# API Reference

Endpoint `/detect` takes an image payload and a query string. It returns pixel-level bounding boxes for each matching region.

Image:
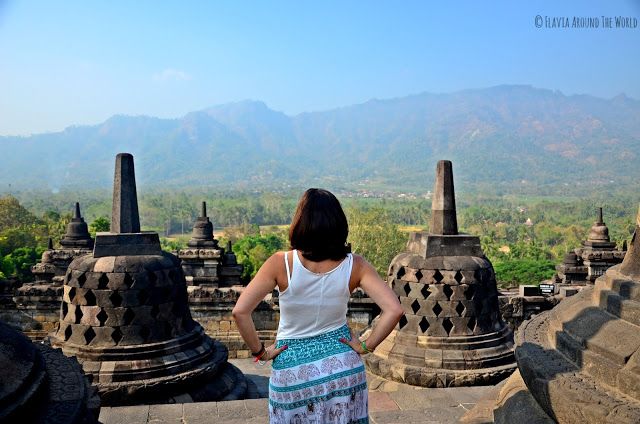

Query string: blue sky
[0,0,638,135]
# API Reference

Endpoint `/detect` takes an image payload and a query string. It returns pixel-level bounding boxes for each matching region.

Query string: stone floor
[99,358,502,424]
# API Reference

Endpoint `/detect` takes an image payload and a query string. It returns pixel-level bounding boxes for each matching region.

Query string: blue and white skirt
[269,325,369,423]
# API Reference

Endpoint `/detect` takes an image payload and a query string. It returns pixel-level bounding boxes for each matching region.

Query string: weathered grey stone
[111,153,140,234]
[553,208,625,288]
[429,160,458,235]
[0,320,99,423]
[366,160,515,387]
[508,205,640,423]
[178,203,243,287]
[51,153,247,406]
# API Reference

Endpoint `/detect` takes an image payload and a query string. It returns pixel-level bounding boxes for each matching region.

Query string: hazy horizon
[3,84,638,137]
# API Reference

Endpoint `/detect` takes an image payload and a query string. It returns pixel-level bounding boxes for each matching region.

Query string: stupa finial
[429,160,458,235]
[74,202,81,220]
[201,201,207,218]
[111,153,140,234]
[597,207,603,224]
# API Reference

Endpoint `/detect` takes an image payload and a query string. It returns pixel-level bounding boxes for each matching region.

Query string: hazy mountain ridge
[2,85,639,194]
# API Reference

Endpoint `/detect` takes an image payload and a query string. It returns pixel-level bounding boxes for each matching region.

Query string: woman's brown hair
[289,188,349,261]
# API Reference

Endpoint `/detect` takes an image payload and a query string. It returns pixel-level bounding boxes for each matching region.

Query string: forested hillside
[2,85,638,196]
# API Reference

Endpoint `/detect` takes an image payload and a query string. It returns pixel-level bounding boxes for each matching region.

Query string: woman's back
[277,250,353,340]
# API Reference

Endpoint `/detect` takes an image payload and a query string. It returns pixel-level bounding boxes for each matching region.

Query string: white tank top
[276,250,353,340]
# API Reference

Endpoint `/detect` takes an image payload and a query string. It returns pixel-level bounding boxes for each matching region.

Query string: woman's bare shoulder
[264,251,287,265]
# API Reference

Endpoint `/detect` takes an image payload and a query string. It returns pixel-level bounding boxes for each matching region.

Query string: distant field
[168,223,421,241]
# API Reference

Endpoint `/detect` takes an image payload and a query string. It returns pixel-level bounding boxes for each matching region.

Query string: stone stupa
[15,203,95,339]
[0,319,99,423]
[552,207,626,292]
[51,153,247,405]
[31,202,94,285]
[365,160,516,387]
[504,206,640,423]
[178,201,242,287]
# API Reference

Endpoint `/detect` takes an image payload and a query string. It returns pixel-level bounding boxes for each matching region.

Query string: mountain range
[2,85,639,196]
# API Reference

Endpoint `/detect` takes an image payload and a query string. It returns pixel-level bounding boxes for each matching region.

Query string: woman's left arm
[232,252,284,356]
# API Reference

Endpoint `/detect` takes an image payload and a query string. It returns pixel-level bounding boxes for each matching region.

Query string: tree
[90,216,110,235]
[346,207,406,277]
[233,234,285,281]
[493,259,556,288]
[1,246,44,282]
[0,196,40,231]
[0,227,38,257]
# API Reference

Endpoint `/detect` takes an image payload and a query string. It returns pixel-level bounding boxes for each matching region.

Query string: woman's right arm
[349,255,404,352]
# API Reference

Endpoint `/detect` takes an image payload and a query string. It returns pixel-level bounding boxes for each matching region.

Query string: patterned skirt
[269,325,369,423]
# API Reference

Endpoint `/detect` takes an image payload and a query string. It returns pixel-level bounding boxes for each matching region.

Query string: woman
[232,188,403,423]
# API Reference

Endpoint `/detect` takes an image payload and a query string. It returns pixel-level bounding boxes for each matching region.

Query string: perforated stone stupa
[365,160,516,387]
[511,206,640,423]
[51,153,247,405]
[0,319,99,423]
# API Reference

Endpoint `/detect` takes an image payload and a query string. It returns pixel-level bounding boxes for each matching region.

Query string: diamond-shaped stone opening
[109,291,123,307]
[111,327,123,344]
[419,316,430,333]
[415,270,423,281]
[74,305,83,324]
[137,290,149,305]
[432,302,443,316]
[64,325,72,341]
[421,285,431,299]
[77,273,86,287]
[61,302,68,319]
[464,285,475,300]
[467,316,476,332]
[454,270,463,284]
[433,270,444,283]
[396,267,406,279]
[411,299,421,314]
[403,283,411,296]
[442,318,453,335]
[98,273,109,289]
[96,309,108,326]
[140,326,151,341]
[83,327,96,344]
[123,273,134,288]
[398,315,408,329]
[84,290,96,306]
[147,271,157,287]
[68,287,76,302]
[123,308,135,325]
[455,302,465,316]
[151,304,160,319]
[443,285,453,300]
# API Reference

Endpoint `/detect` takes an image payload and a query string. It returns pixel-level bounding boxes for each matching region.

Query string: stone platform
[99,358,498,424]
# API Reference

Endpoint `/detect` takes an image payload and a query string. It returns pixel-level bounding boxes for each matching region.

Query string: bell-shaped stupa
[365,160,516,387]
[51,153,247,405]
[0,320,99,423]
[179,202,243,287]
[60,202,94,249]
[553,208,626,288]
[512,205,640,422]
[31,202,94,285]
